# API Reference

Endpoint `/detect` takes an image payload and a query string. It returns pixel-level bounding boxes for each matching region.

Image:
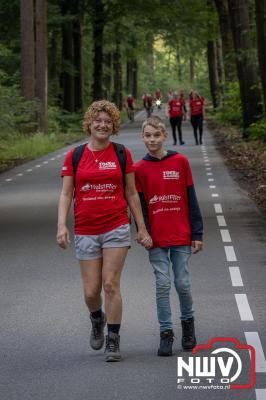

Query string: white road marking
[208,178,214,182]
[207,172,213,176]
[50,157,55,161]
[43,161,48,164]
[229,267,243,286]
[217,215,227,226]
[17,173,23,177]
[205,163,211,166]
[245,332,266,372]
[35,165,41,168]
[206,167,212,170]
[224,245,237,261]
[220,229,232,242]
[5,178,12,182]
[211,193,219,197]
[235,294,254,320]
[27,169,32,172]
[209,185,216,189]
[256,389,266,399]
[214,204,223,213]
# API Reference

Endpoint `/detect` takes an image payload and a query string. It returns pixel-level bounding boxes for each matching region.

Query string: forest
[0,0,266,171]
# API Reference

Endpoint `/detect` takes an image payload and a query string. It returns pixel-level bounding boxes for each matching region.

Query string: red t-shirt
[135,153,193,248]
[155,90,161,99]
[168,99,184,117]
[190,97,204,115]
[127,97,134,106]
[61,143,135,235]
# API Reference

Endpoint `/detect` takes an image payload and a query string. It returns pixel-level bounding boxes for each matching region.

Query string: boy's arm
[187,185,203,253]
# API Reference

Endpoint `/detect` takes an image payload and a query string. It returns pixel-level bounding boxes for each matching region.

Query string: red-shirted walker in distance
[57,100,152,362]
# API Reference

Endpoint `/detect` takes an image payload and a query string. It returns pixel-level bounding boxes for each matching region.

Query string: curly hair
[142,116,166,133]
[83,100,121,135]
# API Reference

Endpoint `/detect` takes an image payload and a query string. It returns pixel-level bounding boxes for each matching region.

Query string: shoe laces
[161,331,174,343]
[106,335,119,352]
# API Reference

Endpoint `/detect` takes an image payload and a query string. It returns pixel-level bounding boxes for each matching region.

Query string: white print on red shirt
[153,207,181,215]
[99,161,117,170]
[149,194,182,204]
[80,183,117,192]
[163,170,179,180]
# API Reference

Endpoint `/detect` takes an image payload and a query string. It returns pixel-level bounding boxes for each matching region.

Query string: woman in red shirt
[168,92,186,145]
[57,100,152,362]
[190,91,205,145]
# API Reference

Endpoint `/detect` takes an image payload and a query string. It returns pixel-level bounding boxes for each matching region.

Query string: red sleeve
[183,156,194,186]
[134,165,142,192]
[61,148,75,177]
[125,147,135,173]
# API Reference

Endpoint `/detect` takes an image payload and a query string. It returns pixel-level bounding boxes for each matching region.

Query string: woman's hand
[57,224,70,249]
[136,228,153,249]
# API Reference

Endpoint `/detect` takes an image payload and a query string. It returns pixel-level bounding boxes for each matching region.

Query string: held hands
[56,225,70,249]
[192,240,203,254]
[136,228,153,250]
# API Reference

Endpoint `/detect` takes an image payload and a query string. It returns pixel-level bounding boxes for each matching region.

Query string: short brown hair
[83,100,120,135]
[142,116,166,133]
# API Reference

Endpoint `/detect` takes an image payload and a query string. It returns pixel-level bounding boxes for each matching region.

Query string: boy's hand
[192,240,203,254]
[57,225,70,249]
[136,229,153,249]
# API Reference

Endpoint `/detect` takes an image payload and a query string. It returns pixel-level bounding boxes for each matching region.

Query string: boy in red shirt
[135,116,203,356]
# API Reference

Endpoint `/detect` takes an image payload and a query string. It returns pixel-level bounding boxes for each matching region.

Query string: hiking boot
[181,317,197,351]
[105,332,121,362]
[90,313,106,350]
[157,329,174,356]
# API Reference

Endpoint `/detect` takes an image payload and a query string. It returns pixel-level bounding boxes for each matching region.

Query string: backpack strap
[112,142,127,190]
[72,143,86,186]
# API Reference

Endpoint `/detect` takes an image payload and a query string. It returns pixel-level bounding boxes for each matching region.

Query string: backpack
[72,142,127,191]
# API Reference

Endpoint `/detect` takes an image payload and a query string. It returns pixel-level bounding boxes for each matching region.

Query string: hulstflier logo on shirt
[99,161,117,170]
[163,171,179,180]
[149,194,181,204]
[81,183,117,192]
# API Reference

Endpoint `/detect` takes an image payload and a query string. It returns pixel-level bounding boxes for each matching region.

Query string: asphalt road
[1,107,266,400]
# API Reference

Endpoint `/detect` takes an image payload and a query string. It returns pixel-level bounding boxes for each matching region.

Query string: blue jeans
[149,246,194,332]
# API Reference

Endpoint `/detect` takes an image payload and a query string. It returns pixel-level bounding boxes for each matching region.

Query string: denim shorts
[74,224,131,260]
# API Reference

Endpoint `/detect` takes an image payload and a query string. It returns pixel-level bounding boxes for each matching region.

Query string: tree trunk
[73,16,83,111]
[60,1,75,112]
[35,0,48,132]
[20,0,35,101]
[189,56,195,83]
[91,0,104,100]
[228,0,263,135]
[126,60,133,94]
[255,0,266,113]
[207,40,220,108]
[214,0,237,81]
[176,47,182,82]
[103,52,112,100]
[216,37,225,98]
[132,59,138,99]
[146,33,154,80]
[113,34,123,109]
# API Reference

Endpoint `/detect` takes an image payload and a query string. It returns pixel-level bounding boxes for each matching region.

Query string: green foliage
[0,83,39,139]
[247,119,266,141]
[213,82,242,126]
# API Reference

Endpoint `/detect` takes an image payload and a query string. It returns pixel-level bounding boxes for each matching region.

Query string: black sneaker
[90,313,106,350]
[181,317,197,351]
[157,330,174,356]
[180,141,185,145]
[105,332,121,362]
